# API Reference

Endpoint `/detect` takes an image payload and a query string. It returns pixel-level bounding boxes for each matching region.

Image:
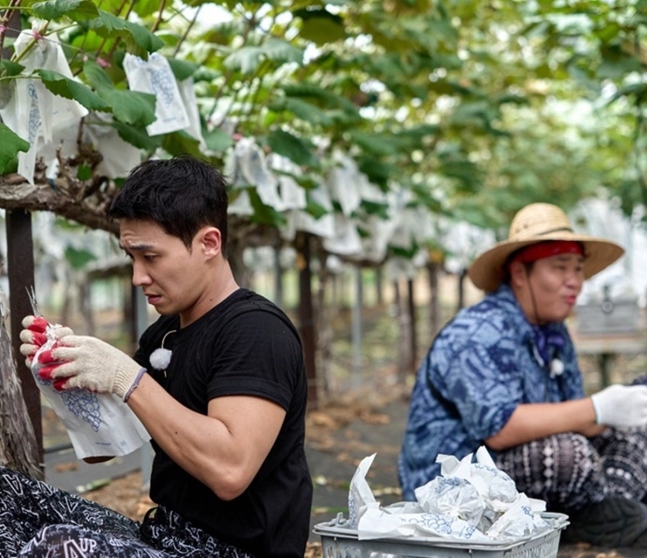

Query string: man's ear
[199,227,222,258]
[508,260,527,288]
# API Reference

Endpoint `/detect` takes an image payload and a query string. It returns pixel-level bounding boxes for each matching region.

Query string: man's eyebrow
[119,243,155,251]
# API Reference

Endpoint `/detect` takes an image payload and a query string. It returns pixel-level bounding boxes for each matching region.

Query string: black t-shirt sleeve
[206,309,301,410]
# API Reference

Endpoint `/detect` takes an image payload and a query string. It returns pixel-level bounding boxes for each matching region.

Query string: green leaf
[349,131,396,157]
[132,0,162,18]
[162,130,202,157]
[268,97,334,127]
[397,124,441,143]
[90,10,126,32]
[411,183,442,212]
[495,93,529,107]
[283,83,358,113]
[183,0,229,5]
[287,170,319,191]
[0,123,30,175]
[88,10,164,53]
[608,82,647,104]
[111,120,162,151]
[224,39,303,74]
[32,0,98,21]
[304,193,329,219]
[267,129,315,167]
[107,89,156,126]
[37,69,109,111]
[439,160,480,189]
[597,56,642,81]
[223,46,263,74]
[82,60,114,89]
[293,7,346,45]
[167,58,200,81]
[83,61,156,126]
[390,244,419,260]
[77,164,92,180]
[204,128,234,153]
[123,20,165,54]
[64,245,97,270]
[357,157,396,190]
[248,189,287,227]
[1,60,25,77]
[193,66,221,83]
[360,200,390,219]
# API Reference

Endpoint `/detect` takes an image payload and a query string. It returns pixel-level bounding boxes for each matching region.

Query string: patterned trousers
[0,466,253,557]
[496,374,647,512]
[494,425,647,512]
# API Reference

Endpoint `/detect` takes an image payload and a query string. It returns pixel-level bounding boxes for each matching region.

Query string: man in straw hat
[399,202,647,546]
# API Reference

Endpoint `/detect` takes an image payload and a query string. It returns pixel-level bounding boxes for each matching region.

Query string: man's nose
[132,263,152,286]
[566,270,584,291]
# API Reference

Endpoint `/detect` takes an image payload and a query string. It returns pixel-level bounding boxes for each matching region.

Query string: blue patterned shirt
[398,283,585,500]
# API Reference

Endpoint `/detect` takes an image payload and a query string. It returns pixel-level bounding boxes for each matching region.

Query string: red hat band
[513,240,584,264]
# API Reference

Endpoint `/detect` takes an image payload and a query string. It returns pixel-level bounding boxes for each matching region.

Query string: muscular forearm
[126,374,284,500]
[485,398,605,451]
[127,376,241,496]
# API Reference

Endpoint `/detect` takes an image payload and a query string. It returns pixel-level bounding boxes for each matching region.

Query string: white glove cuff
[590,395,603,424]
[117,366,147,401]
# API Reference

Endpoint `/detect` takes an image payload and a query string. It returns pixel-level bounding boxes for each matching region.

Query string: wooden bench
[572,292,646,387]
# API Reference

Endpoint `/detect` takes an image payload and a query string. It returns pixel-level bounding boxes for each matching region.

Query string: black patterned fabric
[0,466,253,557]
[494,377,647,513]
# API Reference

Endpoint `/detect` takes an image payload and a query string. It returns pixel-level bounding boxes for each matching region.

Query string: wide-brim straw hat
[468,203,625,292]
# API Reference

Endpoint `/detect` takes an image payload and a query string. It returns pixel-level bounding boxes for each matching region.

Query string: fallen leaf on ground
[304,541,322,558]
[308,412,338,429]
[54,462,78,473]
[136,495,156,518]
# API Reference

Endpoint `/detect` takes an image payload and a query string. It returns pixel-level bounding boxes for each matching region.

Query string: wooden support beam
[6,209,42,470]
[296,232,318,409]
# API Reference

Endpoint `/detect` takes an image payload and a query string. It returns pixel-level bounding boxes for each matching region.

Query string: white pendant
[150,348,172,370]
[550,359,564,378]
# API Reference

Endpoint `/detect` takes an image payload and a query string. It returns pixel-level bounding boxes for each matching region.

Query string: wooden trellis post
[6,210,42,474]
[2,10,43,476]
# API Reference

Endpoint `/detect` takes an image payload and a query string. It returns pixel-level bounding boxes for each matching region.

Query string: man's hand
[19,315,73,367]
[39,335,144,401]
[591,384,647,429]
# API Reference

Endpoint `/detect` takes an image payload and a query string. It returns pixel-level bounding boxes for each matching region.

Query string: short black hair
[108,155,229,257]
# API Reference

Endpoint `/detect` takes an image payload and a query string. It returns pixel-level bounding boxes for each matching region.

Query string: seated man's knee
[21,524,99,556]
[551,432,602,485]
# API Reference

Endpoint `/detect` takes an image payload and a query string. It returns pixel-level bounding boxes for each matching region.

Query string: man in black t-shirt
[16,155,313,558]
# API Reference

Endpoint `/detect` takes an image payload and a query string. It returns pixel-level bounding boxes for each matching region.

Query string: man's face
[513,253,585,324]
[119,219,210,325]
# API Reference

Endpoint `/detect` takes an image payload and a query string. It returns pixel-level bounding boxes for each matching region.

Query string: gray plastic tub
[313,512,569,557]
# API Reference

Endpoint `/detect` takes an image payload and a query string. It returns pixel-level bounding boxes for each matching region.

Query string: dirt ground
[72,382,645,558]
[41,299,647,558]
[78,390,404,557]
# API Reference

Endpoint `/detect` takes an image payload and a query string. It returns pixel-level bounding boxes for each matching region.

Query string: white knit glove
[39,335,144,400]
[19,315,73,367]
[591,384,647,429]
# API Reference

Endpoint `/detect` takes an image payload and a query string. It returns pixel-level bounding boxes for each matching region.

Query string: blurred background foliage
[1,0,646,251]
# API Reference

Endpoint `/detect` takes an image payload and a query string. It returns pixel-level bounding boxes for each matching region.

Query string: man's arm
[486,381,647,451]
[35,331,289,494]
[485,398,604,451]
[127,374,286,500]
